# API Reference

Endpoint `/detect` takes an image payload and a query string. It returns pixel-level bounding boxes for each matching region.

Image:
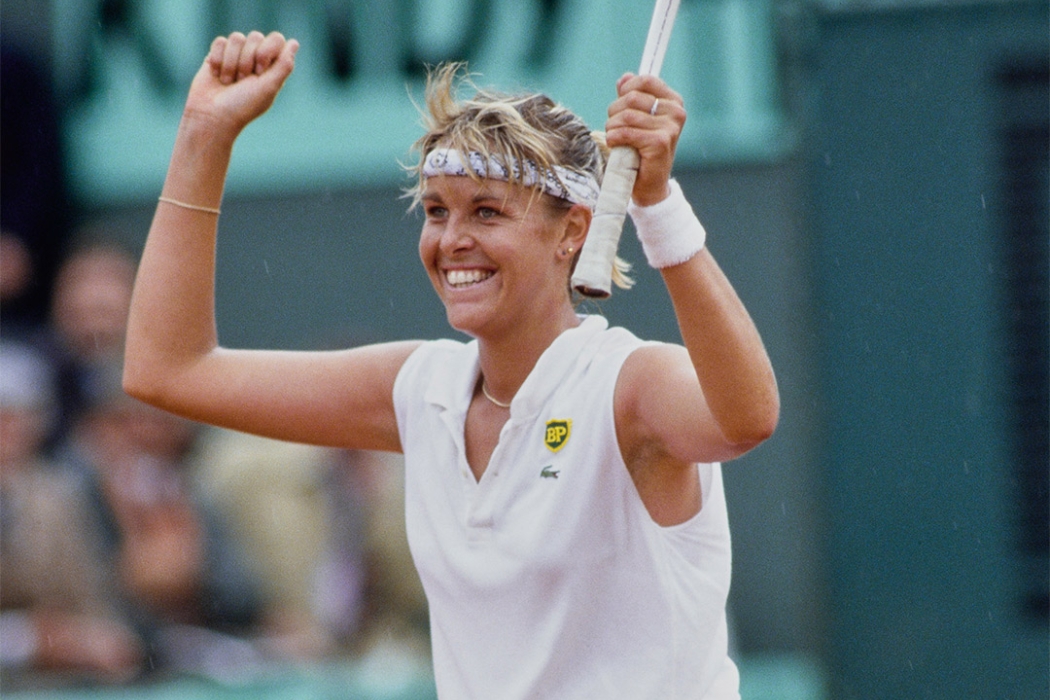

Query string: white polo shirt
[393,315,739,699]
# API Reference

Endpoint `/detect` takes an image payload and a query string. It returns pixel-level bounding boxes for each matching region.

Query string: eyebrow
[421,187,507,204]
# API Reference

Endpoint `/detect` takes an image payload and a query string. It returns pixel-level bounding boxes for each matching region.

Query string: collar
[423,315,609,419]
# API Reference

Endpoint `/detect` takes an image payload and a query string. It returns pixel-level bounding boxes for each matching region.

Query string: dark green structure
[808,2,1048,698]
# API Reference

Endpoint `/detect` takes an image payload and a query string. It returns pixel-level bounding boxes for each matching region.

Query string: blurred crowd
[0,40,429,693]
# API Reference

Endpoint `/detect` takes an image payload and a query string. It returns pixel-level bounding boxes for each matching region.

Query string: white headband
[422,148,601,209]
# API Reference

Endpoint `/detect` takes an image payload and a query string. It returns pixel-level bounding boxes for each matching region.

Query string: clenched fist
[182,31,299,138]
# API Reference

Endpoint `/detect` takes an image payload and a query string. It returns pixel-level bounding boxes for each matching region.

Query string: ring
[649,98,660,116]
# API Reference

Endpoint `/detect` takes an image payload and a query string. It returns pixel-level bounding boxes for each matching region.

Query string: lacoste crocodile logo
[540,465,560,479]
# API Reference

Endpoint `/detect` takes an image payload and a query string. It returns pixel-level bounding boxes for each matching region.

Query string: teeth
[446,269,493,287]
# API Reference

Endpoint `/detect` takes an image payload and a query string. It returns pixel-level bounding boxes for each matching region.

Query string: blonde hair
[406,63,633,290]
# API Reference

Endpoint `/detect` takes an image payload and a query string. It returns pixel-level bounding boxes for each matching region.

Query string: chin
[444,302,512,340]
[442,305,485,338]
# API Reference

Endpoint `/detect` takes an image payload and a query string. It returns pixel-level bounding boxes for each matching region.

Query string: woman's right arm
[123,32,418,452]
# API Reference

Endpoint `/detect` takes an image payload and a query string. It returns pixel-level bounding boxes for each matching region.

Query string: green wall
[808,3,1048,698]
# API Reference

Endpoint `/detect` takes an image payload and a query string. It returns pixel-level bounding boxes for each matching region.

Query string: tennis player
[124,31,779,699]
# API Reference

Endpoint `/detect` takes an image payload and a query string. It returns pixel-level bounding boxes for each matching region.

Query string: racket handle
[572,0,680,298]
[572,146,640,298]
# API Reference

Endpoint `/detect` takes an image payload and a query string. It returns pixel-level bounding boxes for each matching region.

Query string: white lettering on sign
[51,0,788,206]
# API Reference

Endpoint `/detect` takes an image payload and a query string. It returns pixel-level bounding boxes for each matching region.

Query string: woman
[124,30,779,699]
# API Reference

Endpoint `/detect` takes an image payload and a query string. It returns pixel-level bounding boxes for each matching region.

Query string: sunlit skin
[419,176,589,355]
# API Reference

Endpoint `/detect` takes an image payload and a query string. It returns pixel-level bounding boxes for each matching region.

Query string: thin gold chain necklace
[480,381,512,408]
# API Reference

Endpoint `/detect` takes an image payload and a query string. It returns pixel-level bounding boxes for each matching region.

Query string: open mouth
[445,269,494,288]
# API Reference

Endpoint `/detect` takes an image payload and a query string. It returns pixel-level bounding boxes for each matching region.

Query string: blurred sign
[52,0,790,206]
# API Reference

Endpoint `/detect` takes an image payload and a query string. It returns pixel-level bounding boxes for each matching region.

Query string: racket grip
[572,146,640,297]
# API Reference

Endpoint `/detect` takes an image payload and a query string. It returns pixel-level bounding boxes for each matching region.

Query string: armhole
[610,341,654,470]
[698,462,714,505]
[612,340,708,528]
[611,339,668,468]
[392,341,430,448]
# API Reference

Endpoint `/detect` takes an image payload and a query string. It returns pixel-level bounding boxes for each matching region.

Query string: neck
[475,303,580,402]
[480,379,512,408]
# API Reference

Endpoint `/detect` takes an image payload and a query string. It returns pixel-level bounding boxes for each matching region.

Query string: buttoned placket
[440,400,520,542]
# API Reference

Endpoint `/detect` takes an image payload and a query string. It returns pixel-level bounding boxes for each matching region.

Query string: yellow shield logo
[544,419,572,452]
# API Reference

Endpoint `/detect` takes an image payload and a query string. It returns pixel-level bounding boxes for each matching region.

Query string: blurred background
[0,0,1046,698]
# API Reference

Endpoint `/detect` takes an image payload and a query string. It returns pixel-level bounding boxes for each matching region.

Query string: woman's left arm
[608,74,779,464]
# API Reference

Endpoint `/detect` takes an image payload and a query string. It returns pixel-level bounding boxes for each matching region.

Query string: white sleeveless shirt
[393,315,739,699]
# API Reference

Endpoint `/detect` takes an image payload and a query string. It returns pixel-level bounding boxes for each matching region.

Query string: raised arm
[607,74,779,466]
[123,32,417,451]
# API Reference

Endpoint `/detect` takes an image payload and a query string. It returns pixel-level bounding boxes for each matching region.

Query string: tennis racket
[572,0,681,298]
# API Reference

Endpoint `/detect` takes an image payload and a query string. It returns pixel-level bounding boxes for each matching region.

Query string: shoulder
[609,322,691,393]
[578,320,649,369]
[392,337,475,409]
[619,342,692,385]
[395,338,471,381]
[614,341,696,428]
[614,340,716,460]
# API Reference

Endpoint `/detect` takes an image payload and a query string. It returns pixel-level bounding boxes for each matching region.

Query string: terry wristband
[627,179,707,269]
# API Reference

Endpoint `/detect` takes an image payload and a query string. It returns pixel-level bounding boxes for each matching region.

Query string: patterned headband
[422,147,601,209]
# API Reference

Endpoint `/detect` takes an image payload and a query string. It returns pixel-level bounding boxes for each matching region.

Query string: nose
[438,215,476,257]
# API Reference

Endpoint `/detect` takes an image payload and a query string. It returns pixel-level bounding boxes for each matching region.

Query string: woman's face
[418,175,570,338]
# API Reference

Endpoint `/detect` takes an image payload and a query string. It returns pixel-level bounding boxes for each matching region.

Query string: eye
[424,205,448,219]
[477,206,500,220]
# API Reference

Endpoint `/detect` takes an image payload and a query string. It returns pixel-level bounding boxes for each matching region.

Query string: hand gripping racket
[572,0,681,298]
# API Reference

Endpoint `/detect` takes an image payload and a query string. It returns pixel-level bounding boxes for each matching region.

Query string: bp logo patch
[544,419,572,452]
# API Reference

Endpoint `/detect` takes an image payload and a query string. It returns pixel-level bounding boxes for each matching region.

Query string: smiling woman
[417,175,587,345]
[123,30,778,700]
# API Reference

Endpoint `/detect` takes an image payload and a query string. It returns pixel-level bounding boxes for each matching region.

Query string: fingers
[607,73,683,142]
[255,31,289,74]
[189,31,298,135]
[616,72,678,98]
[258,35,299,90]
[606,73,685,206]
[219,32,246,84]
[207,36,225,76]
[609,73,684,123]
[238,31,265,80]
[207,31,296,85]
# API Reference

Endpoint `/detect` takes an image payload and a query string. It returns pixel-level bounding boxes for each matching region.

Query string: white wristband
[627,179,707,269]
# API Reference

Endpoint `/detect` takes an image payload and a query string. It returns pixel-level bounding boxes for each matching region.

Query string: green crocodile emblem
[540,465,560,479]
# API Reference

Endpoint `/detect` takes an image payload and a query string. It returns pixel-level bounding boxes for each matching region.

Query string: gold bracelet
[158,196,221,215]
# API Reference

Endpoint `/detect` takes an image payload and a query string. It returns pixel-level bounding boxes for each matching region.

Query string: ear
[557,204,591,258]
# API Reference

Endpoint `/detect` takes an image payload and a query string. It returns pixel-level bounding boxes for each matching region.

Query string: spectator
[191,429,360,660]
[54,362,267,679]
[333,448,430,664]
[0,342,142,689]
[35,239,137,450]
[189,429,430,669]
